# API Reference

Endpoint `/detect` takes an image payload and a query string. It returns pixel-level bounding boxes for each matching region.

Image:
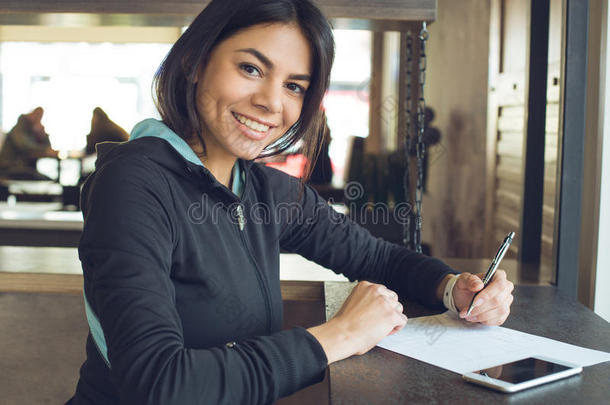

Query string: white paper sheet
[377,311,610,374]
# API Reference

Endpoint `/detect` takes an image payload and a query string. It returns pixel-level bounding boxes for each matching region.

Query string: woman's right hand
[307,281,407,364]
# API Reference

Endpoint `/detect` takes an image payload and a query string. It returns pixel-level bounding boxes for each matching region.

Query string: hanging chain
[414,22,428,253]
[402,31,414,250]
[402,22,428,253]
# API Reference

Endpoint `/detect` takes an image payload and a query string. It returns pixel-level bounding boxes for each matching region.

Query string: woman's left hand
[452,270,514,326]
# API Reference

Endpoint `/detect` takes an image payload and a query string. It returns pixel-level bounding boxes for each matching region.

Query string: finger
[467,286,512,315]
[377,286,399,301]
[380,296,404,318]
[467,288,513,318]
[388,320,407,335]
[478,308,511,326]
[469,272,513,309]
[387,311,408,333]
[467,305,508,324]
[396,313,408,328]
[456,273,484,292]
[467,294,513,323]
[458,271,511,318]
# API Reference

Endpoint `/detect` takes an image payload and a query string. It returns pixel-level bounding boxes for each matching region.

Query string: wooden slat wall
[487,0,561,283]
[492,74,527,259]
[485,0,528,259]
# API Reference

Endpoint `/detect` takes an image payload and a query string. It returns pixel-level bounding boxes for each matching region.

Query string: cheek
[195,85,218,124]
[285,100,304,128]
[198,69,241,119]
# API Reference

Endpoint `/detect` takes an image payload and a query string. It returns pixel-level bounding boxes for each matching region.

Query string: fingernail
[474,298,484,307]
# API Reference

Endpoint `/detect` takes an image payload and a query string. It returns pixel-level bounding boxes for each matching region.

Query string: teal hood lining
[130,118,243,197]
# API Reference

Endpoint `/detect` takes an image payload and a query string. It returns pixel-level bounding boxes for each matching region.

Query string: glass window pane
[324,29,371,186]
[0,41,171,152]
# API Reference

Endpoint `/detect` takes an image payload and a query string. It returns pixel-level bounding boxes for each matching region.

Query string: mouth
[232,112,275,133]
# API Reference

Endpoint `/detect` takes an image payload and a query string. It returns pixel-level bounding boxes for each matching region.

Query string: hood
[93,119,244,198]
[130,118,204,167]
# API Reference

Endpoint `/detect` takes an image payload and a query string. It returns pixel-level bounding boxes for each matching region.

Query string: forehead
[215,23,312,75]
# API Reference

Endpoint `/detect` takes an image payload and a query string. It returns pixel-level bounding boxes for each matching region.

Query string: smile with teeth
[232,112,270,133]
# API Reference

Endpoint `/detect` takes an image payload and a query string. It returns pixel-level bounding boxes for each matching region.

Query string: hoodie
[68,119,456,405]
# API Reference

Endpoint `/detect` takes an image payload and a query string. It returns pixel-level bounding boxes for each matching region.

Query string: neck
[187,136,235,188]
[201,155,235,188]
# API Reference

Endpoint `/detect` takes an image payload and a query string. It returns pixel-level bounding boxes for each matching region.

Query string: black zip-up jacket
[69,134,456,405]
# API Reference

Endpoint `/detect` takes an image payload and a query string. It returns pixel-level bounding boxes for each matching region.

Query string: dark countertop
[2,273,607,404]
[329,285,610,405]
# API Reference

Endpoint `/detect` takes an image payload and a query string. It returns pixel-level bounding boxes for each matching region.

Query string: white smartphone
[462,356,582,393]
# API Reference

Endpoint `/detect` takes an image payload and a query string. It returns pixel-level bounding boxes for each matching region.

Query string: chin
[234,146,264,161]
[223,134,275,161]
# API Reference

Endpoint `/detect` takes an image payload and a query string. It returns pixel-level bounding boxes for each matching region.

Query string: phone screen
[476,357,571,384]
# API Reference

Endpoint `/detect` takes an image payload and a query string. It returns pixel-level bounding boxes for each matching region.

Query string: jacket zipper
[236,205,245,231]
[234,203,273,333]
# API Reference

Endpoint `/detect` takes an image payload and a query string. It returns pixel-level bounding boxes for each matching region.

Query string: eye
[240,63,262,77]
[286,82,306,95]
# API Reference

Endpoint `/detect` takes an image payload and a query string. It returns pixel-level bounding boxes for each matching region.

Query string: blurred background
[1,1,610,404]
[0,0,607,317]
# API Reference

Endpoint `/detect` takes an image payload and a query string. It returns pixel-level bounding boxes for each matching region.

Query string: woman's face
[195,23,312,162]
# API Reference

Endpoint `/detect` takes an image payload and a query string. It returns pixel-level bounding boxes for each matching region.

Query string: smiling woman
[66,1,514,404]
[190,24,313,185]
[154,0,334,186]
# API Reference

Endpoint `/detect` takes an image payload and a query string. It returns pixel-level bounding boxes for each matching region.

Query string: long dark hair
[154,0,335,181]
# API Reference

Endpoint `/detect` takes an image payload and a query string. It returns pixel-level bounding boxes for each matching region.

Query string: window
[0,41,171,151]
[0,30,373,186]
[324,29,372,186]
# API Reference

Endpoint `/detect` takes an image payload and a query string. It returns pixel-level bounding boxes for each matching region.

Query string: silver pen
[466,232,515,316]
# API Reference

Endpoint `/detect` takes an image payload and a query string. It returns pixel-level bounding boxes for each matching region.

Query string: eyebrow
[235,48,311,82]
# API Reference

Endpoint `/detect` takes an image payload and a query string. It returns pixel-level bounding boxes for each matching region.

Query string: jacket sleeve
[270,168,457,308]
[79,156,327,405]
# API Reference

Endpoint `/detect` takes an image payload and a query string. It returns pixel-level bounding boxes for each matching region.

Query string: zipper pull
[236,205,245,231]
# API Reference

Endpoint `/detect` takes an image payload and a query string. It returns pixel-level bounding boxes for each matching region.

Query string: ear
[192,69,200,84]
[192,61,208,85]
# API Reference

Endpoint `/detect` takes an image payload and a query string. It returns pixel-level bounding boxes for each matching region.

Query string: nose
[251,81,282,114]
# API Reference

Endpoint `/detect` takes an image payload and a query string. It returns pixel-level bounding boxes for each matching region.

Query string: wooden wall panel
[486,0,562,285]
[486,0,526,262]
[495,87,526,259]
[420,0,490,258]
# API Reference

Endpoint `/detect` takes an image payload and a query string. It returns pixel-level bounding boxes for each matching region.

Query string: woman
[68,1,514,404]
